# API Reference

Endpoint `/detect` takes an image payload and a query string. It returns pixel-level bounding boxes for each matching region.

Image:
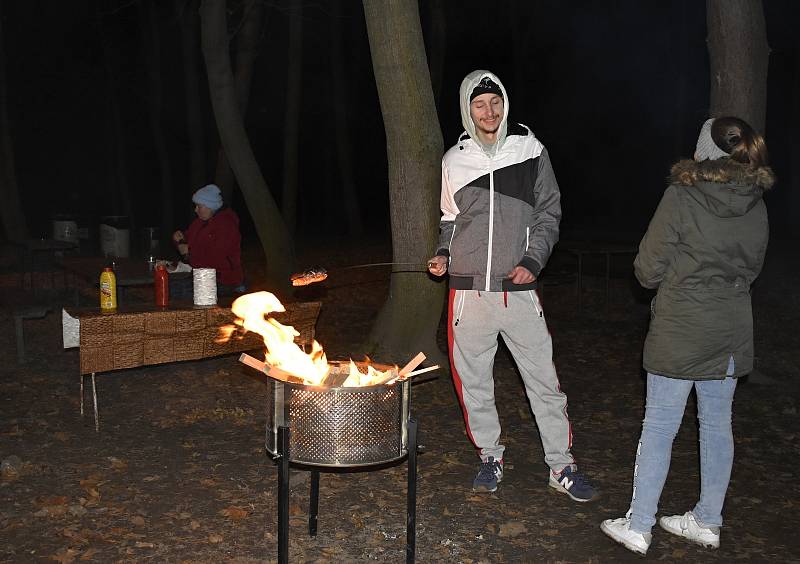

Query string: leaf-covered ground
[1,238,798,563]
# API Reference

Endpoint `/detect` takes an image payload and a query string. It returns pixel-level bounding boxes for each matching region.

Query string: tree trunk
[213,0,263,203]
[672,0,690,156]
[0,10,28,241]
[423,0,446,112]
[330,0,362,236]
[790,33,800,238]
[96,4,133,228]
[281,0,302,234]
[706,0,769,132]
[200,0,294,292]
[362,0,446,366]
[141,0,174,247]
[176,0,207,193]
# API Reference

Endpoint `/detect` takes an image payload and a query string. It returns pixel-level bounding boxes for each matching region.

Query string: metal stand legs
[277,426,290,564]
[275,418,419,563]
[79,372,100,432]
[406,417,418,563]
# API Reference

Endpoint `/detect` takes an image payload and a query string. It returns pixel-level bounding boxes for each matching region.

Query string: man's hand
[507,266,535,285]
[177,243,189,257]
[172,230,185,244]
[427,255,448,277]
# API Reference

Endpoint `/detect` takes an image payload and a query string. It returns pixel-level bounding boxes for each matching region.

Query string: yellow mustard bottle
[99,267,117,312]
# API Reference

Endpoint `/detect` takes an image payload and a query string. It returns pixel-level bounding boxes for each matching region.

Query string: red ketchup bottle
[154,264,169,307]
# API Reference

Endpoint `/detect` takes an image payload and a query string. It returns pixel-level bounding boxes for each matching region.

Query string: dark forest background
[3,0,799,246]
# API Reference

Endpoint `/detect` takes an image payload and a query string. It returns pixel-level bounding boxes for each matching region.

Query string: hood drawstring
[503,291,508,307]
[454,290,467,326]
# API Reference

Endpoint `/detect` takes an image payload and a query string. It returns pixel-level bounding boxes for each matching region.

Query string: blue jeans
[629,372,737,533]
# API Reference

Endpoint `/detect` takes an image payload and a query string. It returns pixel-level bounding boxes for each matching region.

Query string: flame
[231,292,330,385]
[231,291,396,387]
[343,360,396,387]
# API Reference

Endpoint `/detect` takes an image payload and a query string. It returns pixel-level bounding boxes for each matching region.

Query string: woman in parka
[601,117,774,555]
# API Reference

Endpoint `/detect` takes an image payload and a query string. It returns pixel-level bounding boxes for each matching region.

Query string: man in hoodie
[428,70,597,501]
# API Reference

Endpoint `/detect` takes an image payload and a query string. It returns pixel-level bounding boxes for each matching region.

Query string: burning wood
[232,291,403,387]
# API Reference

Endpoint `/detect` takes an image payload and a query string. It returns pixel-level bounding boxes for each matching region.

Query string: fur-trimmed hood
[669,158,774,218]
[670,158,775,190]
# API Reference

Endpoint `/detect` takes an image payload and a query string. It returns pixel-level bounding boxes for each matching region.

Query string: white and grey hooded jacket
[435,70,561,292]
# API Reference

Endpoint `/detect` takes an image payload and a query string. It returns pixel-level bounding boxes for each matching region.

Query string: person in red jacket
[172,184,245,297]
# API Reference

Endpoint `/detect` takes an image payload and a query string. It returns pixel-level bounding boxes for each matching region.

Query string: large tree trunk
[790,33,800,239]
[141,0,174,246]
[96,4,133,227]
[362,0,446,366]
[330,0,362,236]
[706,0,769,132]
[0,11,28,241]
[422,0,446,112]
[176,0,207,193]
[281,0,302,234]
[213,0,263,203]
[200,0,294,292]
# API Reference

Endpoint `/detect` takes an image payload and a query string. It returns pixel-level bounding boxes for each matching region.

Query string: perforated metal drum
[264,364,411,467]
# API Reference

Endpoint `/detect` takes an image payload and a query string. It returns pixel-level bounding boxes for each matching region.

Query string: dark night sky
[3,1,799,247]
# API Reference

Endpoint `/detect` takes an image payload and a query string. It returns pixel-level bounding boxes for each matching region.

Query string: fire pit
[265,361,411,467]
[230,292,432,564]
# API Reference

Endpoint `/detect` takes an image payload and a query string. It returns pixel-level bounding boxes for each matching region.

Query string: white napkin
[167,261,193,273]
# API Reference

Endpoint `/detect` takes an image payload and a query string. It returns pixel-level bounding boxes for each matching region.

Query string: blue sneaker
[472,457,503,492]
[549,466,598,502]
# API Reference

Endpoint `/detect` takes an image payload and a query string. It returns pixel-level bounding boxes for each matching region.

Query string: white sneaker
[600,516,652,555]
[659,511,720,549]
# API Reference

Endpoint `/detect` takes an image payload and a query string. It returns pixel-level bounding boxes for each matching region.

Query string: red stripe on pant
[448,289,478,448]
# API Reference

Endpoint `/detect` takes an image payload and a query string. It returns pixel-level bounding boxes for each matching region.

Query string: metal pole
[309,470,320,536]
[406,417,418,564]
[277,426,290,564]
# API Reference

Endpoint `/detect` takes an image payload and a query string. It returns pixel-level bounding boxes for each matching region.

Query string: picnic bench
[62,300,322,431]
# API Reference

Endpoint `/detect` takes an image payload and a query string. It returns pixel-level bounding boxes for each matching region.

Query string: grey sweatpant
[448,288,575,473]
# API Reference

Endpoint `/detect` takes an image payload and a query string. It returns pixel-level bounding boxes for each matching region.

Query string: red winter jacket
[183,207,243,286]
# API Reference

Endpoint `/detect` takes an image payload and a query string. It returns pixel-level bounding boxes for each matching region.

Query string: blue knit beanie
[192,184,223,211]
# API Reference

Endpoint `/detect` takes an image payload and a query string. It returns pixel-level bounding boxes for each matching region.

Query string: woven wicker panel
[288,302,321,345]
[145,311,177,335]
[112,331,143,345]
[80,316,114,348]
[175,309,206,332]
[174,333,205,361]
[206,307,236,327]
[114,342,143,370]
[144,337,175,365]
[203,327,235,357]
[80,347,115,374]
[112,313,146,334]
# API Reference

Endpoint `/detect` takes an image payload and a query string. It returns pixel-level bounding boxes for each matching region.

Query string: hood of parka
[669,158,776,218]
[459,70,510,156]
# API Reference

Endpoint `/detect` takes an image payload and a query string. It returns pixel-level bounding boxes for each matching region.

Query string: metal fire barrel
[265,364,411,467]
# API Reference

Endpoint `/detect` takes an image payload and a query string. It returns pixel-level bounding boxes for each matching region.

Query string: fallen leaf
[220,506,248,521]
[35,496,69,508]
[79,548,99,560]
[49,548,80,563]
[107,457,128,471]
[208,533,223,544]
[498,521,527,537]
[134,542,154,548]
[131,516,146,527]
[54,432,70,442]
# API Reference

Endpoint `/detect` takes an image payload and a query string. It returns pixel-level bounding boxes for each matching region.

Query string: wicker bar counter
[61,300,322,430]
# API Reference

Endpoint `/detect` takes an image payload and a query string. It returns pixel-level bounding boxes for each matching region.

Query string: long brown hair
[711,116,769,169]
